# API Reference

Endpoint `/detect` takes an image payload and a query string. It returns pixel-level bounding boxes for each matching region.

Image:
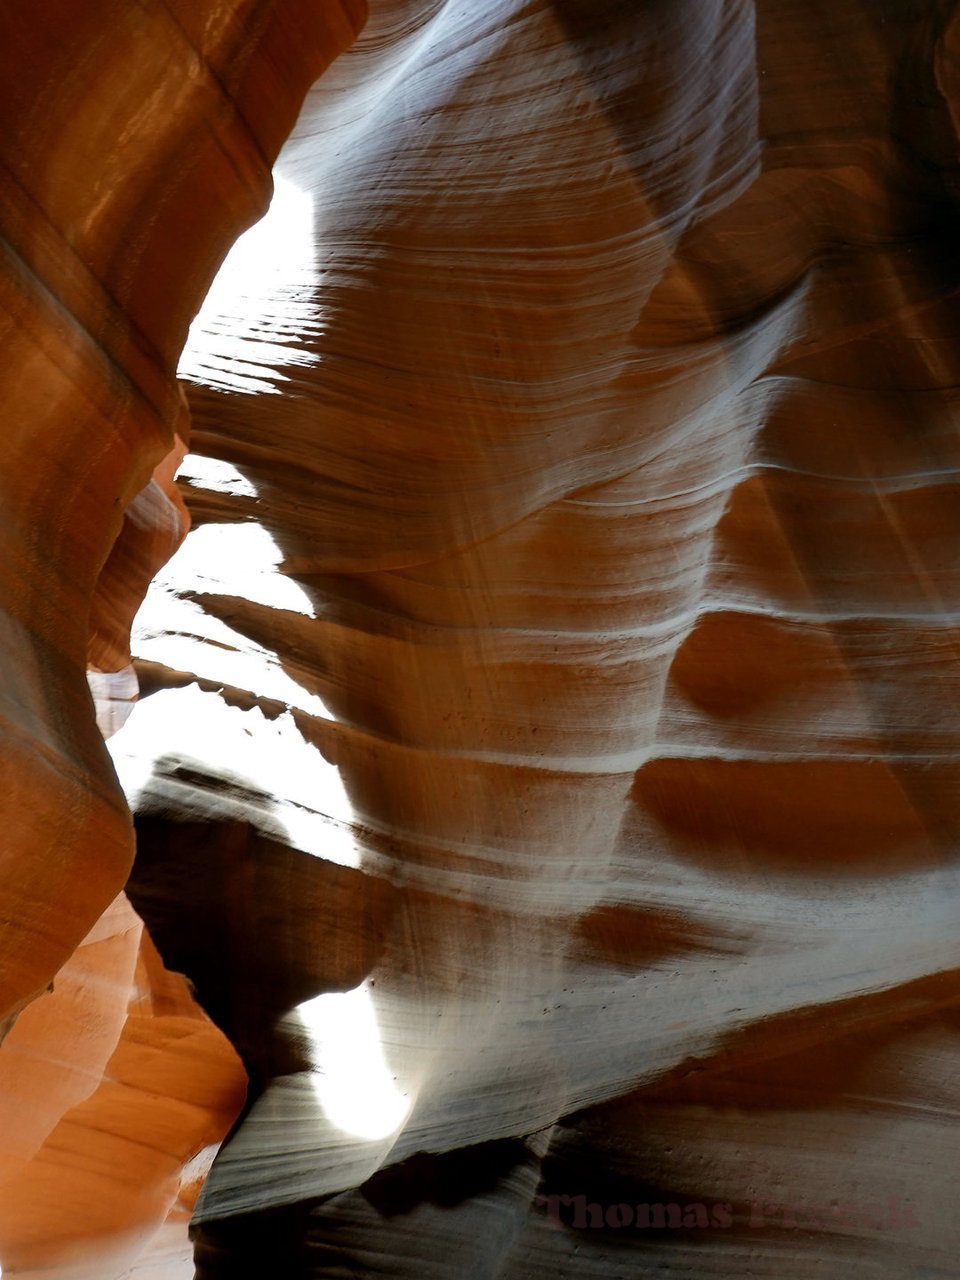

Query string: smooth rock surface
[121,0,960,1275]
[4,0,960,1276]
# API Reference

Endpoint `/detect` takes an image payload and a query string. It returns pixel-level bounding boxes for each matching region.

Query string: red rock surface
[0,1,362,1275]
[5,1,960,1277]
[0,0,364,1019]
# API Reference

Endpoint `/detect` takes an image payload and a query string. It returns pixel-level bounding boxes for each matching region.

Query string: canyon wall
[4,1,960,1276]
[0,2,362,1274]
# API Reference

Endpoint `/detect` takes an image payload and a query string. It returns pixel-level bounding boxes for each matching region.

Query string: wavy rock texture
[0,904,245,1279]
[5,0,960,1277]
[99,0,960,1276]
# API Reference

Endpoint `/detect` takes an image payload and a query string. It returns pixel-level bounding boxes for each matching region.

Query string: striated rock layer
[0,902,245,1279]
[119,0,960,1276]
[5,0,960,1276]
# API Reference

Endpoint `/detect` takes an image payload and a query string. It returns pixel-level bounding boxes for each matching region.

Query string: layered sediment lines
[3,0,960,1276]
[0,902,245,1280]
[107,0,960,1275]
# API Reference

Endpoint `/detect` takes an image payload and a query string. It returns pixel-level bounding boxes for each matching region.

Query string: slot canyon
[2,1,960,1276]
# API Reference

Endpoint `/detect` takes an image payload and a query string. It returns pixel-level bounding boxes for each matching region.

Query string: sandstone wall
[4,1,960,1277]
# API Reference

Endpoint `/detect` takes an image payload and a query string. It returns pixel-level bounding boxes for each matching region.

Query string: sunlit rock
[5,0,960,1276]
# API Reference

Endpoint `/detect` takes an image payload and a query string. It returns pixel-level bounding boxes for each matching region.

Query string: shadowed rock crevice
[192,1134,548,1278]
[128,756,399,1086]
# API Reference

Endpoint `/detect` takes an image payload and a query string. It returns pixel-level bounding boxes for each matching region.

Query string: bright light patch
[187,171,313,319]
[178,171,316,394]
[179,1143,222,1186]
[121,513,360,867]
[298,982,412,1141]
[108,688,360,869]
[177,454,258,499]
[149,521,315,618]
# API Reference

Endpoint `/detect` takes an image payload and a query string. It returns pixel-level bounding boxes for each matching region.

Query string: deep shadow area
[128,754,398,1087]
[572,901,747,970]
[191,1136,542,1278]
[536,969,960,1247]
[361,1137,538,1217]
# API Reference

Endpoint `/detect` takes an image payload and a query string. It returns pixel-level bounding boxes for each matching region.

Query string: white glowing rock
[297,983,412,1142]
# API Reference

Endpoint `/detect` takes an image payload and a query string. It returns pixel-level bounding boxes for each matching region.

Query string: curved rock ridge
[5,0,960,1275]
[0,902,246,1280]
[98,0,960,1275]
[0,0,364,1022]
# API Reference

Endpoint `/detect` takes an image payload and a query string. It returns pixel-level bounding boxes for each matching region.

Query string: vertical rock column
[0,0,365,1021]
